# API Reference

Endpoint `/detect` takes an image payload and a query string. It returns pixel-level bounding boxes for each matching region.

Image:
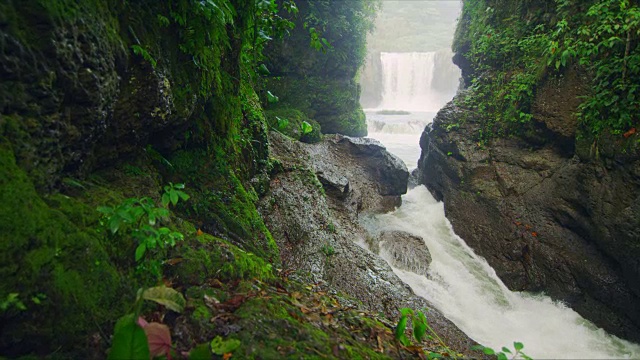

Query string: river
[361,109,640,359]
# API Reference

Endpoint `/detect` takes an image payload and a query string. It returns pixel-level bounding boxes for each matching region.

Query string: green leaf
[395,315,408,340]
[188,343,212,359]
[398,334,411,347]
[177,191,190,201]
[142,286,186,313]
[502,347,512,353]
[399,308,413,317]
[162,193,170,207]
[109,217,122,234]
[210,336,241,355]
[170,191,179,206]
[483,347,495,355]
[174,183,185,189]
[413,311,427,342]
[428,352,443,359]
[301,121,313,135]
[148,212,156,226]
[267,91,279,103]
[258,64,270,75]
[108,314,150,360]
[497,353,509,360]
[135,243,147,262]
[514,342,524,351]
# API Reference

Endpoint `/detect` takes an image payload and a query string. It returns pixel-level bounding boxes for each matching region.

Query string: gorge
[1,0,640,359]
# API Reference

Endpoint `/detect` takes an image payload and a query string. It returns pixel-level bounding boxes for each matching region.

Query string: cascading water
[363,83,640,359]
[360,186,640,358]
[377,50,460,112]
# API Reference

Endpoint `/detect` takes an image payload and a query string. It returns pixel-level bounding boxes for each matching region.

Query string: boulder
[372,231,432,275]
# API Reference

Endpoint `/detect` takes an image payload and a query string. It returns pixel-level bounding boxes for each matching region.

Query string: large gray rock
[259,131,477,353]
[416,95,640,342]
[371,230,432,276]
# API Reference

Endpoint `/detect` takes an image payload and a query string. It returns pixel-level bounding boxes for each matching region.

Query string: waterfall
[378,50,461,112]
[360,187,640,359]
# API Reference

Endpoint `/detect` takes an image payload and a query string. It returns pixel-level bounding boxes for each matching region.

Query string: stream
[362,110,640,359]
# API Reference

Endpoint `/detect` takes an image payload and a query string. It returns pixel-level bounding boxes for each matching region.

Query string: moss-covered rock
[263,0,374,137]
[0,140,131,357]
[265,108,322,143]
[174,234,274,285]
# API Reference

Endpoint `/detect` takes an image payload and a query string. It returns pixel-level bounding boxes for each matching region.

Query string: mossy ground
[170,272,431,359]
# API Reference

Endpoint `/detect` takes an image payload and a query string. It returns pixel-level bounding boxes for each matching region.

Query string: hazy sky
[368,0,462,53]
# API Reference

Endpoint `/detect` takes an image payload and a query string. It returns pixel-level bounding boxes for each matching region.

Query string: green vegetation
[471,342,532,360]
[394,308,460,359]
[263,0,380,136]
[108,286,186,360]
[552,0,640,135]
[0,0,477,358]
[266,108,322,143]
[97,184,189,279]
[454,0,640,139]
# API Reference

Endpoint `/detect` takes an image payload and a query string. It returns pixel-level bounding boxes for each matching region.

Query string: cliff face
[0,1,279,356]
[0,1,479,358]
[263,0,376,136]
[418,0,640,342]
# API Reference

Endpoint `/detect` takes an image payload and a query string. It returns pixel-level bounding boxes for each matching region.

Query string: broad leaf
[301,121,313,135]
[108,314,150,360]
[483,347,495,355]
[135,243,147,262]
[395,315,408,340]
[413,311,427,342]
[142,286,186,313]
[140,319,172,358]
[514,342,524,351]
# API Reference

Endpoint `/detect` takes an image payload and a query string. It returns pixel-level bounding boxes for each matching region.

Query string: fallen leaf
[223,353,233,360]
[164,258,184,266]
[623,128,636,138]
[137,317,172,359]
[196,229,204,236]
[226,295,246,307]
[531,232,538,237]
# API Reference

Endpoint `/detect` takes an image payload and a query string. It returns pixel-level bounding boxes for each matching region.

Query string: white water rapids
[361,53,640,358]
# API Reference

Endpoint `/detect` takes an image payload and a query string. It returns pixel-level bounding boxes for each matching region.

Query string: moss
[265,108,322,143]
[0,140,131,357]
[230,285,394,359]
[174,234,274,284]
[169,148,278,262]
[266,76,367,137]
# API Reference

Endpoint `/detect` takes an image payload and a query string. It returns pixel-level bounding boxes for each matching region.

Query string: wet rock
[416,95,640,342]
[371,231,432,276]
[259,131,477,354]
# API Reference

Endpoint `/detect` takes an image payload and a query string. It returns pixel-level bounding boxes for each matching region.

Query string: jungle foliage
[454,0,640,138]
[262,0,380,136]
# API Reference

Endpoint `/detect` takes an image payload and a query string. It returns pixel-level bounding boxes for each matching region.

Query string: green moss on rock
[0,140,130,357]
[174,234,274,285]
[265,108,322,143]
[266,77,367,137]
